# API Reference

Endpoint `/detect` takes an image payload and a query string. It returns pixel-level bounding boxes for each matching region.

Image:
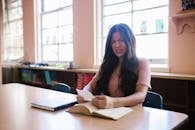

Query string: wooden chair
[143,91,163,109]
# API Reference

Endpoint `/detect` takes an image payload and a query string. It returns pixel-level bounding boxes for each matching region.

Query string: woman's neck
[118,57,123,63]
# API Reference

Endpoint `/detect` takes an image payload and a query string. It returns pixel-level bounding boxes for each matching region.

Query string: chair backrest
[52,83,71,93]
[143,91,163,109]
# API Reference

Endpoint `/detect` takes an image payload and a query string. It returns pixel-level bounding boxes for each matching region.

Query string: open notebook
[68,102,132,120]
[69,90,132,120]
[31,97,77,111]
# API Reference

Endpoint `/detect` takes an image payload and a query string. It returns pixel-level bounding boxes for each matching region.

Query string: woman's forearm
[113,91,147,107]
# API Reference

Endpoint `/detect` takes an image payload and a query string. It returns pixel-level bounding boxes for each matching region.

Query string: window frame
[95,0,169,72]
[37,0,73,64]
[2,0,24,63]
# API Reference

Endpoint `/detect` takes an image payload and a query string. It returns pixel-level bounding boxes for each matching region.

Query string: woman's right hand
[92,95,115,109]
[76,95,85,103]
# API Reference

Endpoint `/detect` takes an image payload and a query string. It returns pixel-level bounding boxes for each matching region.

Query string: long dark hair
[92,23,139,96]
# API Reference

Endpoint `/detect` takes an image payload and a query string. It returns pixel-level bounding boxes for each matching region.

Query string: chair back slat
[52,83,71,93]
[143,91,163,109]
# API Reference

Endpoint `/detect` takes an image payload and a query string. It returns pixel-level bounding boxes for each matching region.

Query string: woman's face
[111,32,127,59]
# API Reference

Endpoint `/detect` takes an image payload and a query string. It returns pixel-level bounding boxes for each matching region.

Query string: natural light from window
[2,0,23,62]
[38,0,73,63]
[96,0,168,70]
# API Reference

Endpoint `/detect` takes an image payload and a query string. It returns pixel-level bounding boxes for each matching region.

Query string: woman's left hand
[92,95,114,109]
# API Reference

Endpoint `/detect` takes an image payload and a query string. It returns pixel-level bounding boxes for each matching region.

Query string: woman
[77,23,151,109]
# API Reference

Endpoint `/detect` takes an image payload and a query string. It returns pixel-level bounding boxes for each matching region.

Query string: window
[38,0,73,63]
[2,0,23,62]
[96,0,168,68]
